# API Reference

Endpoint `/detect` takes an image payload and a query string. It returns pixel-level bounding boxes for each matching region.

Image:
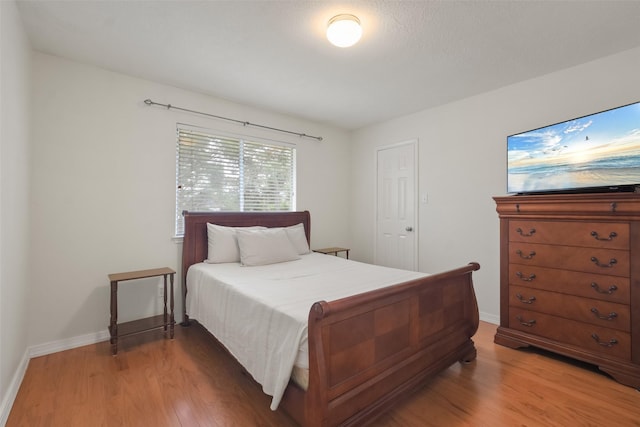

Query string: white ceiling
[16,0,640,130]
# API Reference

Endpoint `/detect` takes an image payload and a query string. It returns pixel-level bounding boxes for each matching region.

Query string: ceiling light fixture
[326,14,362,48]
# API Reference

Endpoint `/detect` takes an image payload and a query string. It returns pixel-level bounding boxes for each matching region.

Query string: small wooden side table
[313,247,350,259]
[108,267,175,355]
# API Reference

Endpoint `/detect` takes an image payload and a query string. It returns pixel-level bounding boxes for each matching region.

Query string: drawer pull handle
[590,257,617,268]
[516,293,536,304]
[515,227,536,237]
[515,249,536,259]
[590,283,618,295]
[590,308,618,321]
[515,271,536,282]
[591,334,618,348]
[590,231,617,241]
[516,315,536,327]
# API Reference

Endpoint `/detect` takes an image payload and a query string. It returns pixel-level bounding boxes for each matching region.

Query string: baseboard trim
[0,349,29,427]
[28,329,110,358]
[479,311,499,325]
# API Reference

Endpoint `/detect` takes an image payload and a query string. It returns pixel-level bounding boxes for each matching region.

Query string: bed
[181,210,480,427]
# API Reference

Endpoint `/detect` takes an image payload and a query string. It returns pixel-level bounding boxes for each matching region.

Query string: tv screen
[507,101,640,194]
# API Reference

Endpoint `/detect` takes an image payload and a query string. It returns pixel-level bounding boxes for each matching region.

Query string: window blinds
[175,127,296,236]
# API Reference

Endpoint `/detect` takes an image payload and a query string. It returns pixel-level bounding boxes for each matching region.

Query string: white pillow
[284,223,310,255]
[236,228,301,266]
[205,223,265,263]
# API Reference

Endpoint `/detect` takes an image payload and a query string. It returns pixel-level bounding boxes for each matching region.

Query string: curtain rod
[143,99,323,142]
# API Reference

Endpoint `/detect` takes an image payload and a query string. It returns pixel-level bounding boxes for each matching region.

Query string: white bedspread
[186,252,428,410]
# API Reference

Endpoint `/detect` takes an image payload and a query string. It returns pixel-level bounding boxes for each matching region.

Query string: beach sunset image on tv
[507,101,640,194]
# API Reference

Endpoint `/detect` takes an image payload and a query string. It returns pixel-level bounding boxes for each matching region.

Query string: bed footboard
[281,262,480,427]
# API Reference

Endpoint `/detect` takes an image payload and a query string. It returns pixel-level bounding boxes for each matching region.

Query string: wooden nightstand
[313,247,350,259]
[108,267,175,355]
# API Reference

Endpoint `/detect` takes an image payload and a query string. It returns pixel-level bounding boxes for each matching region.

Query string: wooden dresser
[494,193,640,389]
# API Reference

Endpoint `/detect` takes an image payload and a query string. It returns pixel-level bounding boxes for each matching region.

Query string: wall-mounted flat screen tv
[507,101,640,194]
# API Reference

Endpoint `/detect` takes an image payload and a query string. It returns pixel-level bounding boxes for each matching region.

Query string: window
[175,126,296,236]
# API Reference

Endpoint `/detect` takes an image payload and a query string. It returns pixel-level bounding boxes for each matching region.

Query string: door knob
[405,226,413,232]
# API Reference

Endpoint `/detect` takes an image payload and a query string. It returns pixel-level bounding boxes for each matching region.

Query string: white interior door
[375,141,417,270]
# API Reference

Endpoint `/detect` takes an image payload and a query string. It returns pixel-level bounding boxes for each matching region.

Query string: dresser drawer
[509,285,630,331]
[509,220,629,249]
[508,264,630,304]
[508,308,631,361]
[509,242,629,277]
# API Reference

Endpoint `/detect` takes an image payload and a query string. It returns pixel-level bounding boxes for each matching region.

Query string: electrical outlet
[157,283,164,298]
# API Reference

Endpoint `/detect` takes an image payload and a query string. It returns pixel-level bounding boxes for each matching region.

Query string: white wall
[350,46,640,323]
[0,0,32,422]
[29,53,351,347]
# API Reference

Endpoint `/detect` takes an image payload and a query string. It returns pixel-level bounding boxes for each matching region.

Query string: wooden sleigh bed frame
[181,210,481,427]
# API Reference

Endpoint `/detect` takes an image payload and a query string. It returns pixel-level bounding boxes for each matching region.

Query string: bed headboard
[180,210,311,323]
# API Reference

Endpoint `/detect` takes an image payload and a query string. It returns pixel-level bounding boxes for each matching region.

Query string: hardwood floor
[7,321,639,426]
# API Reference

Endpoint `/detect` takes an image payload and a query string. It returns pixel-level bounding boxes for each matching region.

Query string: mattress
[186,252,428,410]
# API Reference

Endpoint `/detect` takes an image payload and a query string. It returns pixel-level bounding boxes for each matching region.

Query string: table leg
[110,281,118,355]
[170,273,175,339]
[163,274,168,332]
